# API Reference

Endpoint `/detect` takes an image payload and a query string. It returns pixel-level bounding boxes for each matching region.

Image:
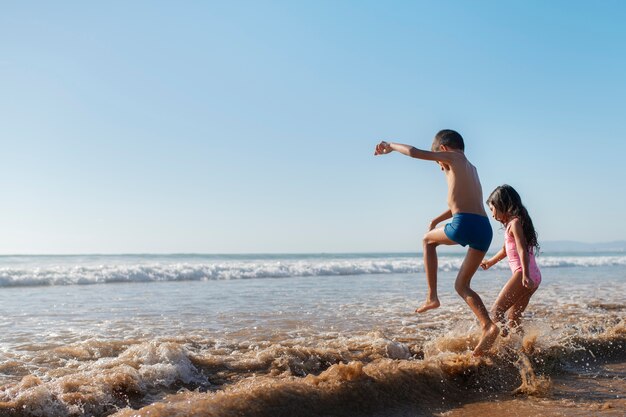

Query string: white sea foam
[537,255,626,268]
[0,254,624,287]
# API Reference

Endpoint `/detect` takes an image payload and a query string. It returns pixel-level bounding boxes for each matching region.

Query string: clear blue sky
[1,1,625,254]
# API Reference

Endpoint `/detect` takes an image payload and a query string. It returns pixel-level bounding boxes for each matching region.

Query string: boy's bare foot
[473,323,500,357]
[415,299,440,313]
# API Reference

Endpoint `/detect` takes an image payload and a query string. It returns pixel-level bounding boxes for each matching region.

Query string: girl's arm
[480,244,506,270]
[429,209,453,230]
[510,219,534,288]
[374,141,454,163]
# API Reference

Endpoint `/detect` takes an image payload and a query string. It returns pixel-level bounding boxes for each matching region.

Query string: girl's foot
[415,299,440,313]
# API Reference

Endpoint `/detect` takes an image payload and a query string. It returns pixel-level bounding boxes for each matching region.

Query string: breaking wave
[1,254,625,287]
[0,320,624,417]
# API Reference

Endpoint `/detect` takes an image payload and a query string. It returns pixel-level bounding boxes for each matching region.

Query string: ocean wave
[0,255,625,287]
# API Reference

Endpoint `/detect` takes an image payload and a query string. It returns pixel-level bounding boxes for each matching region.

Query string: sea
[0,252,624,417]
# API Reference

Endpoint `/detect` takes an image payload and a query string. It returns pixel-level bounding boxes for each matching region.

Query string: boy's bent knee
[423,234,439,247]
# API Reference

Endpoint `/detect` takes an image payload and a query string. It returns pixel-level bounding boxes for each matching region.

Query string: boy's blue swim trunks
[444,213,492,252]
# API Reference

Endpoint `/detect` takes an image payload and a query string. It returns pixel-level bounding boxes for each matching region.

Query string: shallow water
[0,253,624,416]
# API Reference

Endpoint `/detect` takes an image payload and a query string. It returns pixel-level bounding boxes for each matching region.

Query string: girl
[481,185,541,336]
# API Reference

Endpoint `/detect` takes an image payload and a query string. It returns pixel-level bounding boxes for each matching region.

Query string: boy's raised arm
[374,141,453,162]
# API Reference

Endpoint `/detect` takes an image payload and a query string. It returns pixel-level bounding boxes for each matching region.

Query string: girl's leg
[491,271,535,336]
[507,290,536,333]
[491,272,524,325]
[454,248,499,356]
[416,227,455,313]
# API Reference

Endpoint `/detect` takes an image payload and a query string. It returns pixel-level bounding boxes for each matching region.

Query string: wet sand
[438,361,626,417]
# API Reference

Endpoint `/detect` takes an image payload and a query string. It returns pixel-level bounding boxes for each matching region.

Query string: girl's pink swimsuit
[505,222,542,286]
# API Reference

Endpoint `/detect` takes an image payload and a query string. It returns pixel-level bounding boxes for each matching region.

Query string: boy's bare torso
[441,152,487,216]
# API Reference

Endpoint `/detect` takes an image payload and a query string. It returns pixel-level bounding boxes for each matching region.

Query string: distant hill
[540,240,626,252]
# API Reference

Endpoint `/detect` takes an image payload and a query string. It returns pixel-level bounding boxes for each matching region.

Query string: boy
[374,129,499,356]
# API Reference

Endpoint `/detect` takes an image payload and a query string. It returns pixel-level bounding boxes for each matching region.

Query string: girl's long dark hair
[487,185,539,253]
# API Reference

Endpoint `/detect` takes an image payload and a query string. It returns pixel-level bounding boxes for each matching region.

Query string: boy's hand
[374,141,392,155]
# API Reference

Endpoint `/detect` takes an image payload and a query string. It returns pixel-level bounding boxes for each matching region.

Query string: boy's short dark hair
[432,129,464,151]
